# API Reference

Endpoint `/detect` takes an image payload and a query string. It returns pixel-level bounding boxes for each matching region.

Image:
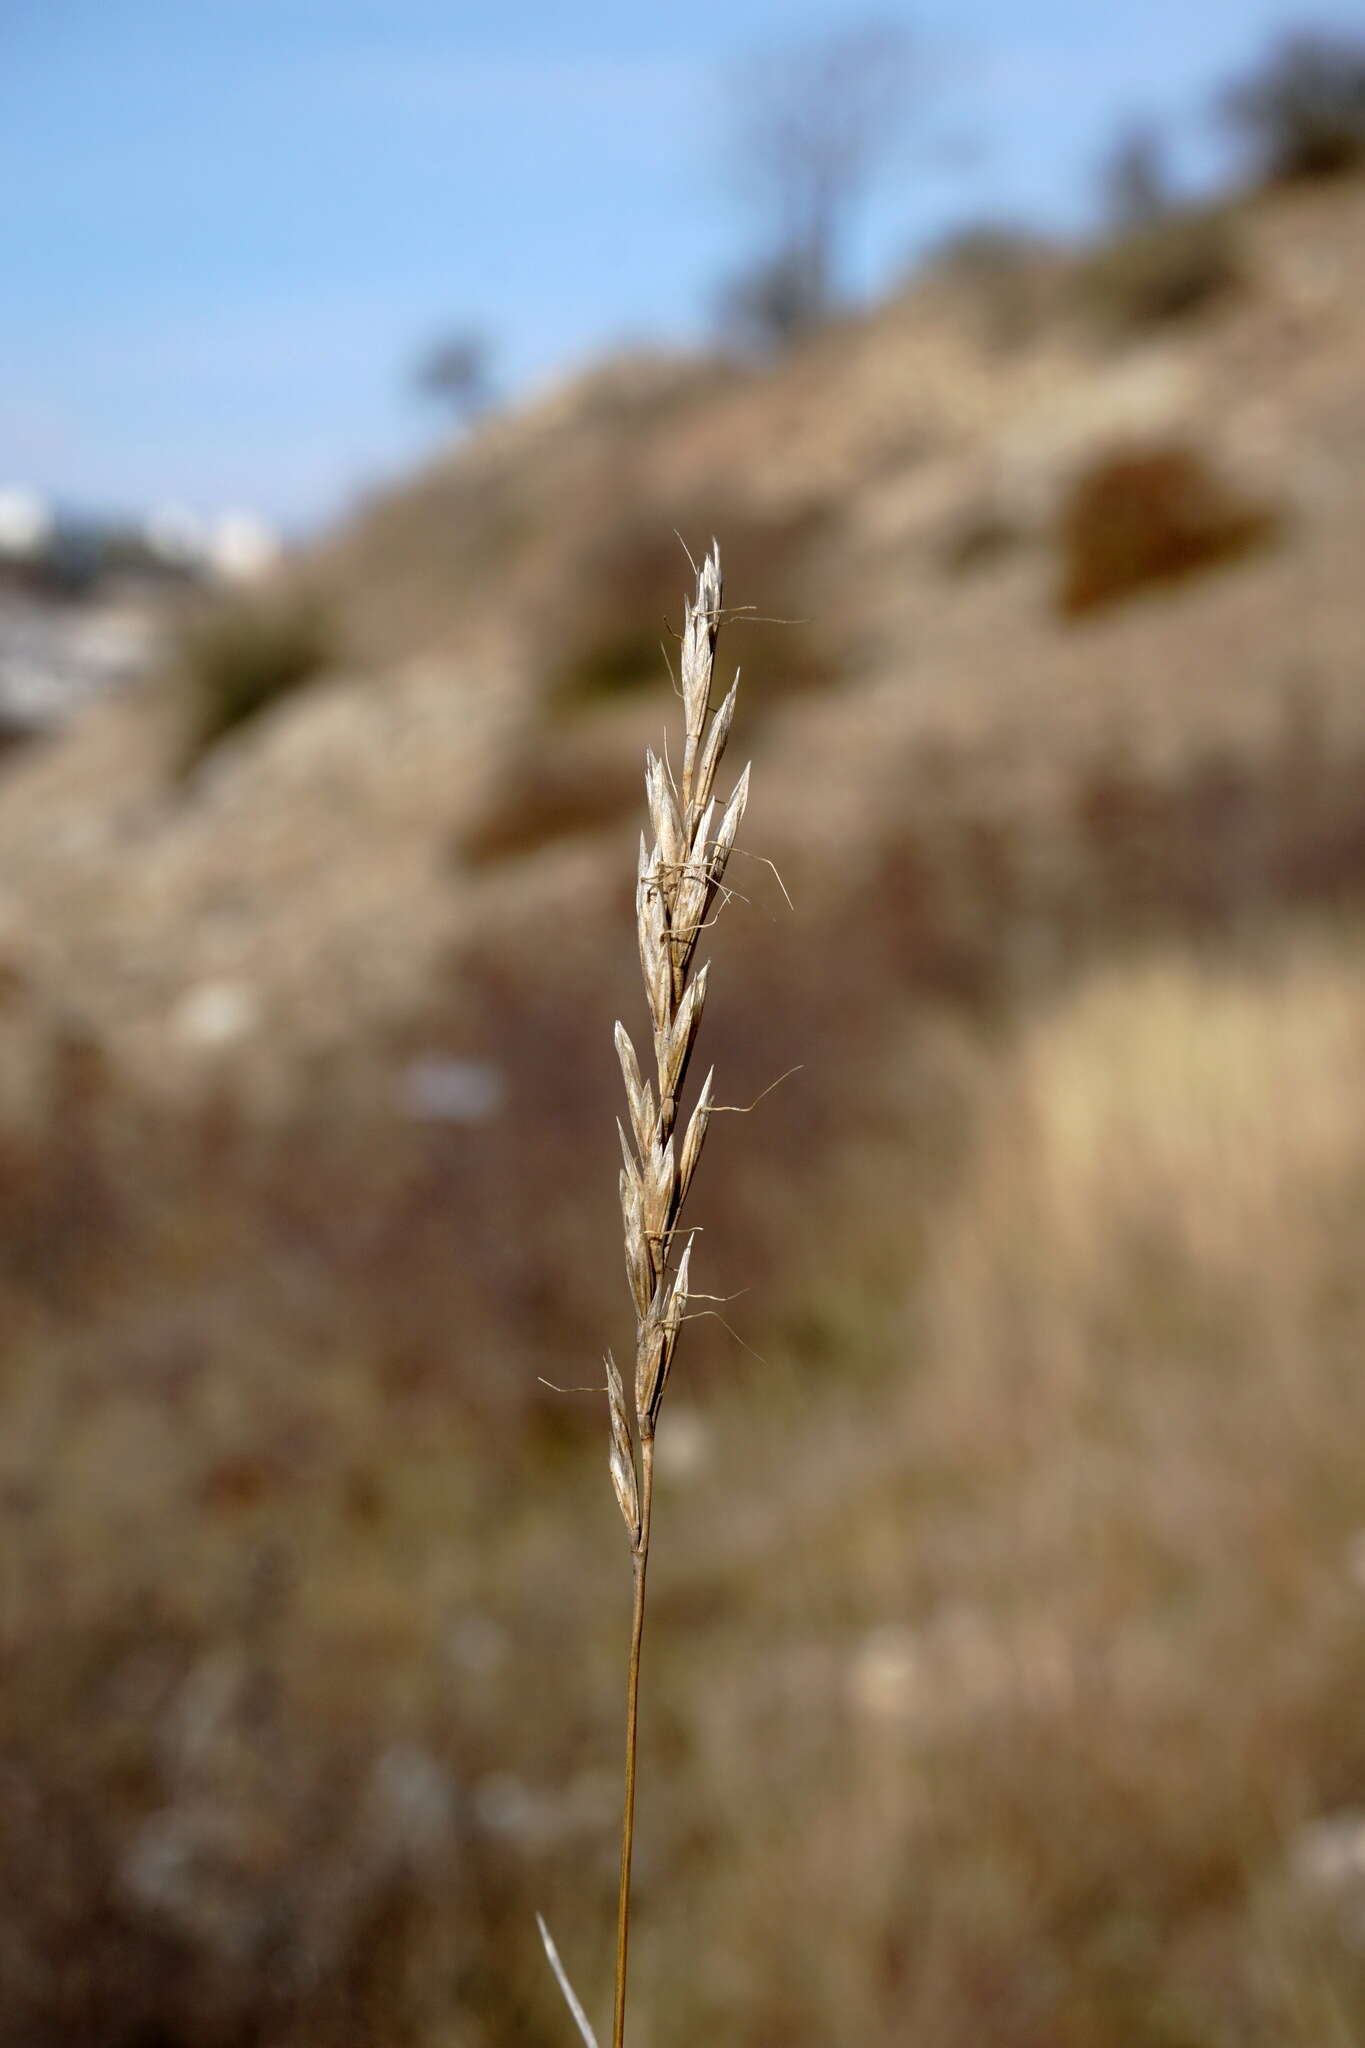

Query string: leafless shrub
[721,17,922,343]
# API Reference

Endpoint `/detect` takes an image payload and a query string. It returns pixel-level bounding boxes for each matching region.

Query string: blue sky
[1,0,1355,529]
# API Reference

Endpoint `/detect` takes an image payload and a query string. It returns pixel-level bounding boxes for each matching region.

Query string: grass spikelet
[605,542,749,2047]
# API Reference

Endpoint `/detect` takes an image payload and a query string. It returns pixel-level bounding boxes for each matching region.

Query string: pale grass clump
[931,936,1365,1376]
[541,544,751,2048]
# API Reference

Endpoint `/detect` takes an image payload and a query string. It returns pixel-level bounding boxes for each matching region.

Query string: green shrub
[178,592,334,761]
[1057,442,1280,616]
[1074,208,1242,335]
[545,501,833,715]
[1223,31,1365,184]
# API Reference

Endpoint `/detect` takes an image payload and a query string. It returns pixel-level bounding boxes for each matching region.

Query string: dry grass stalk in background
[546,543,748,2048]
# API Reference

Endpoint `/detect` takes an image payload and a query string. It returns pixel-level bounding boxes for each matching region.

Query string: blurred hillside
[3,168,1365,2046]
[3,177,1363,1083]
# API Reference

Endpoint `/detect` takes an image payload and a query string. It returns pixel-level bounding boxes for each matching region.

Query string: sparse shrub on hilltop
[1224,30,1365,184]
[177,591,335,763]
[1057,441,1281,616]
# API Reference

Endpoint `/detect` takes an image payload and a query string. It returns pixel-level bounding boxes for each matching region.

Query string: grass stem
[612,1437,654,2048]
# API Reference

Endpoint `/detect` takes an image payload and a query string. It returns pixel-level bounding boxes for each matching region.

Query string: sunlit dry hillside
[2,172,1365,2045]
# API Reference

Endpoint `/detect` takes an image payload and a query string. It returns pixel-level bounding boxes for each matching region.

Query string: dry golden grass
[645,928,1365,2046]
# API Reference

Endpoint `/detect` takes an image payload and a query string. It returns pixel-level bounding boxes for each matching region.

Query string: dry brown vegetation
[1056,440,1280,615]
[1,173,1365,2044]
